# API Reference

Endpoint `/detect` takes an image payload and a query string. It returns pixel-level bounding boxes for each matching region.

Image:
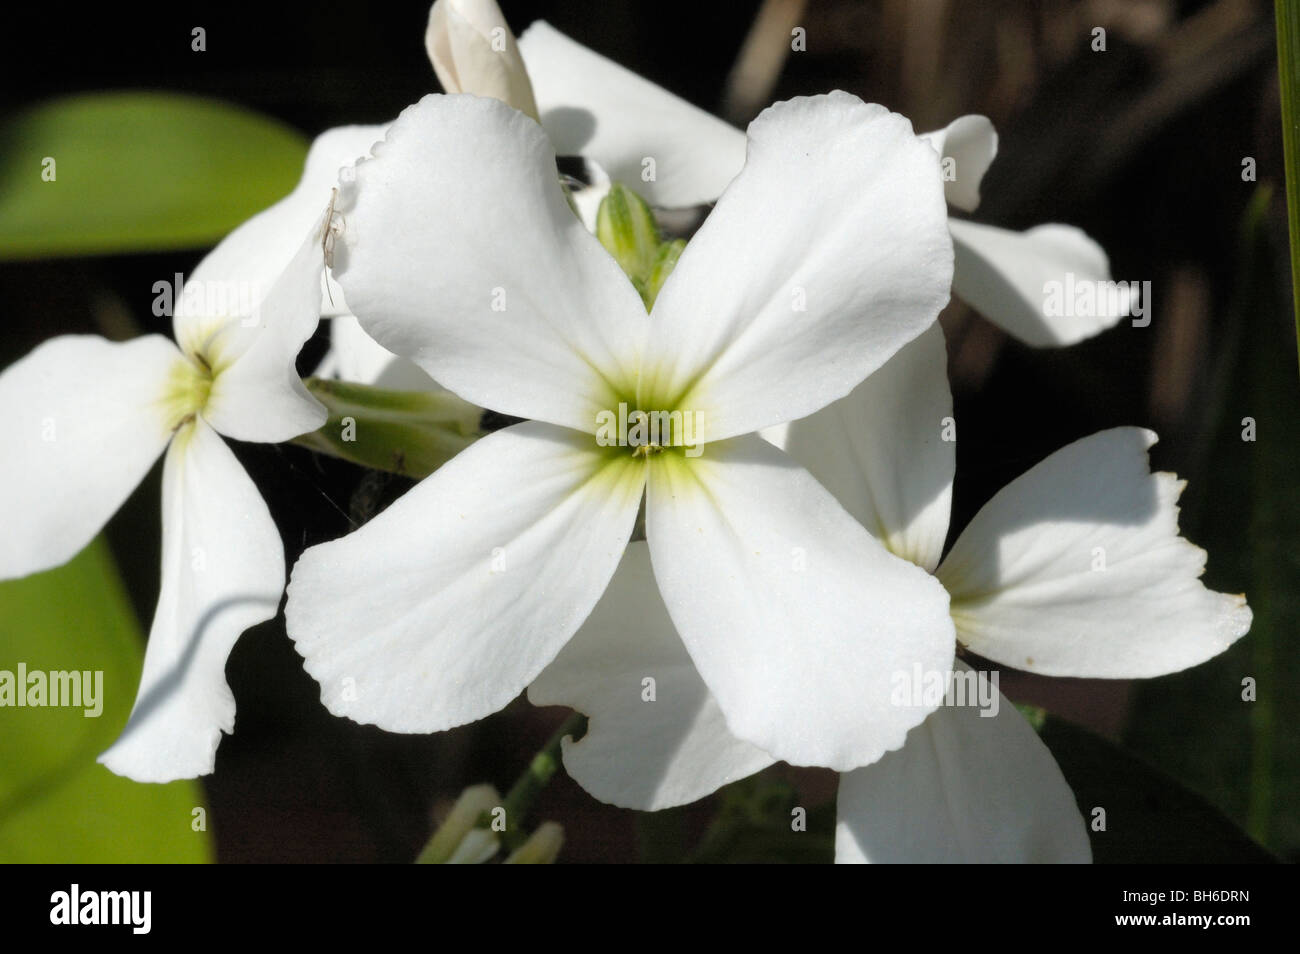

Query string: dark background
[2,0,1295,861]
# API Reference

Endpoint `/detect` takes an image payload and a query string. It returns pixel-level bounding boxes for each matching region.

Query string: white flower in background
[516,20,748,211]
[532,323,1251,862]
[0,192,338,781]
[287,90,958,771]
[919,116,1137,346]
[521,23,1134,347]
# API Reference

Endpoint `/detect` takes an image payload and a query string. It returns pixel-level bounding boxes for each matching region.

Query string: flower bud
[502,821,564,864]
[426,0,540,120]
[416,783,501,864]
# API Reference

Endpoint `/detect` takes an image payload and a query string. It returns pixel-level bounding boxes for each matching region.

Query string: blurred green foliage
[0,538,212,862]
[1043,718,1274,863]
[1125,185,1300,861]
[0,91,308,259]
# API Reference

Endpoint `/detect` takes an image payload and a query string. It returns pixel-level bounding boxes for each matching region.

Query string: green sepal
[597,182,662,283]
[293,377,483,480]
[644,238,686,306]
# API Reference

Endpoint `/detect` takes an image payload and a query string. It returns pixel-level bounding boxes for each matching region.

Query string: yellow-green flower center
[161,353,214,432]
[594,401,703,460]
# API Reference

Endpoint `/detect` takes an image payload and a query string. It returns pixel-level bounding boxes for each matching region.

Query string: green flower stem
[292,377,483,479]
[1276,0,1300,363]
[498,712,587,851]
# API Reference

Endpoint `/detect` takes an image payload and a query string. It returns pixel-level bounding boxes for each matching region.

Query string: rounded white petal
[936,428,1252,677]
[775,323,954,572]
[645,435,955,771]
[331,94,648,433]
[201,214,329,443]
[174,124,387,353]
[426,0,539,118]
[98,419,284,781]
[286,421,646,733]
[528,542,775,810]
[320,314,440,391]
[836,663,1091,863]
[950,218,1133,347]
[0,334,179,580]
[518,20,748,208]
[640,92,953,442]
[919,115,998,213]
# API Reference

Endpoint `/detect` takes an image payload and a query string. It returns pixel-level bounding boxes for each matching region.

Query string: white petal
[836,663,1091,863]
[518,21,748,208]
[640,93,953,442]
[200,215,329,443]
[0,334,179,580]
[98,419,284,781]
[646,435,955,771]
[568,158,611,234]
[936,428,1252,677]
[774,323,954,572]
[950,218,1134,347]
[173,124,386,353]
[286,421,646,733]
[425,0,539,118]
[320,314,440,391]
[332,94,648,433]
[919,115,997,212]
[528,542,775,810]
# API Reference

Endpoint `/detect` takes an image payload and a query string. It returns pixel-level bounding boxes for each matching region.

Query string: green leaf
[1275,0,1300,355]
[688,774,835,864]
[1124,185,1300,860]
[0,91,309,259]
[1041,717,1275,863]
[0,538,212,862]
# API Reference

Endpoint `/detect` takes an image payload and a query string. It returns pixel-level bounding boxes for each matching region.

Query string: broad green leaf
[0,91,309,259]
[0,538,212,862]
[1042,717,1275,863]
[1124,185,1300,860]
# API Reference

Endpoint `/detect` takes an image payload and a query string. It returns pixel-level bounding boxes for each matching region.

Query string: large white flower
[0,182,344,780]
[286,90,958,771]
[532,323,1251,861]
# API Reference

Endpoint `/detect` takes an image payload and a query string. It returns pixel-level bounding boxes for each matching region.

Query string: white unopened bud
[425,0,539,120]
[503,821,564,864]
[416,783,501,864]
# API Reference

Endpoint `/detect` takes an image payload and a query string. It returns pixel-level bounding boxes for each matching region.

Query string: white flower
[321,10,752,386]
[326,18,1135,389]
[285,90,957,771]
[520,23,1133,347]
[516,21,748,211]
[531,323,1251,861]
[0,150,354,781]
